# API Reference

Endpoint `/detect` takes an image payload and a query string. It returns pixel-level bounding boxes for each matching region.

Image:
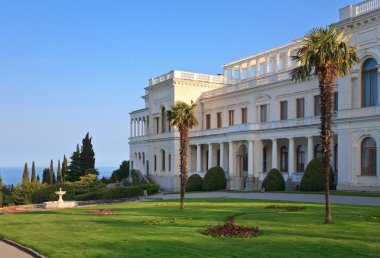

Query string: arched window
[161,149,165,171]
[217,149,221,167]
[362,58,378,107]
[334,144,338,175]
[161,107,166,133]
[138,152,141,160]
[242,145,248,171]
[361,137,377,176]
[263,148,267,172]
[154,155,157,171]
[280,146,288,172]
[314,144,322,159]
[297,145,305,172]
[142,152,145,165]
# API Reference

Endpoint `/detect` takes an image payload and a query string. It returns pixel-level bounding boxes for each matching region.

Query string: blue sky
[0,0,355,167]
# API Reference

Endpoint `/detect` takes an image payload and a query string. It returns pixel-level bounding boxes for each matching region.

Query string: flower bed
[0,207,32,214]
[87,209,113,215]
[202,217,260,238]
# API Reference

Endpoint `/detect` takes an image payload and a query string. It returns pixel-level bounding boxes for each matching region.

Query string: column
[377,65,380,106]
[137,120,141,136]
[219,143,224,170]
[350,70,359,108]
[208,143,213,169]
[196,144,201,172]
[288,138,295,178]
[229,142,234,177]
[253,140,263,177]
[130,120,133,137]
[307,136,314,164]
[272,139,278,169]
[133,120,137,137]
[248,140,254,177]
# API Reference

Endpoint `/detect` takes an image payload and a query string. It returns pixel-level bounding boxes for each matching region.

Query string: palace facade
[129,0,380,191]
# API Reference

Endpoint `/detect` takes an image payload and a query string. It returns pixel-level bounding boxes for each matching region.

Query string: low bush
[202,166,227,191]
[186,174,203,191]
[261,168,285,191]
[32,183,76,204]
[300,158,335,191]
[75,186,143,201]
[142,184,160,195]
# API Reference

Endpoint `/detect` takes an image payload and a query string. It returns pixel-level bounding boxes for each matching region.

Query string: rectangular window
[280,101,288,120]
[260,105,267,123]
[154,118,159,134]
[296,98,305,118]
[334,92,338,113]
[168,154,171,171]
[228,110,234,126]
[241,108,247,124]
[217,112,222,128]
[206,114,211,129]
[154,155,157,171]
[314,95,320,116]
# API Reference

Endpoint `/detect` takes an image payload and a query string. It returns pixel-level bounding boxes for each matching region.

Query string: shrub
[142,184,160,195]
[71,174,103,195]
[300,158,335,191]
[186,174,203,191]
[75,186,143,201]
[109,161,130,183]
[261,168,285,191]
[10,183,46,205]
[32,183,76,204]
[202,166,226,191]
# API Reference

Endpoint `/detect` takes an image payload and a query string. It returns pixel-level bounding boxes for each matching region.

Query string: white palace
[129,0,380,191]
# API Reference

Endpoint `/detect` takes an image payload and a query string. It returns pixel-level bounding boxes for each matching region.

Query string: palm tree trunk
[318,66,336,224]
[179,126,189,209]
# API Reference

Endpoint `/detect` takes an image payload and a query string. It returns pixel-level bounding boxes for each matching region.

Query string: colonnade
[130,116,149,137]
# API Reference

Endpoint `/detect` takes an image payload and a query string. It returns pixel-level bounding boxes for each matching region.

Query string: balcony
[149,70,224,86]
[339,0,380,21]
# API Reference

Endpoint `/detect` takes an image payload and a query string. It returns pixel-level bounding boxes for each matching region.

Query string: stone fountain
[42,188,78,209]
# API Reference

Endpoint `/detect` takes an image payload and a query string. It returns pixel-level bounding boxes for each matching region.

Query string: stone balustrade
[149,70,224,86]
[339,0,380,21]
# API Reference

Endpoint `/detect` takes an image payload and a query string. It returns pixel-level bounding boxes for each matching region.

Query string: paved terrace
[155,192,380,206]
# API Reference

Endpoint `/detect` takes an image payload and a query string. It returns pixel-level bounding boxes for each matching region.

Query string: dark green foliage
[131,169,139,185]
[300,158,335,191]
[22,162,29,187]
[10,183,46,205]
[110,161,130,183]
[31,161,37,183]
[0,175,3,207]
[62,155,68,181]
[71,174,103,195]
[37,175,40,182]
[75,186,143,201]
[142,184,160,195]
[261,168,285,191]
[202,166,227,191]
[67,145,83,182]
[57,160,63,183]
[49,160,56,184]
[42,168,50,184]
[186,174,203,191]
[32,183,76,204]
[80,132,96,173]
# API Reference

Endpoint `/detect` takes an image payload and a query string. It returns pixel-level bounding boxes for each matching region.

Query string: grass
[225,190,380,197]
[0,198,379,257]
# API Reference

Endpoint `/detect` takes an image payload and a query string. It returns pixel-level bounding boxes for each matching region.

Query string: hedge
[186,174,203,191]
[75,185,143,201]
[300,158,335,191]
[202,166,227,191]
[142,184,160,195]
[261,168,285,191]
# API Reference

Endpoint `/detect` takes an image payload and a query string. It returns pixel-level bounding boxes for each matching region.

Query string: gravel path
[154,192,380,206]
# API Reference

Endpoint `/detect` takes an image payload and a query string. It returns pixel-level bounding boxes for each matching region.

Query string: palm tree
[167,101,198,209]
[291,25,359,223]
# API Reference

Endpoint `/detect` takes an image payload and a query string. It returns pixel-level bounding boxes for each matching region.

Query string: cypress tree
[42,168,50,184]
[49,160,56,184]
[57,160,63,183]
[62,155,68,181]
[22,162,30,187]
[80,132,96,174]
[31,161,37,183]
[67,144,82,182]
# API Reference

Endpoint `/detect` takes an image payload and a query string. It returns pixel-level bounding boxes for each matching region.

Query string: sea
[0,167,117,186]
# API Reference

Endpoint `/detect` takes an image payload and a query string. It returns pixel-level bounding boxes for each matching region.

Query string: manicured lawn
[227,190,380,197]
[0,198,379,257]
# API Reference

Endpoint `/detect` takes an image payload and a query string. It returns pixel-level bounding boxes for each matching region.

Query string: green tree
[31,161,37,183]
[49,160,56,184]
[110,160,130,183]
[57,160,63,183]
[37,174,40,183]
[42,168,50,184]
[67,145,83,182]
[62,155,68,181]
[0,174,3,207]
[22,162,30,187]
[80,132,96,174]
[167,101,198,209]
[291,25,359,223]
